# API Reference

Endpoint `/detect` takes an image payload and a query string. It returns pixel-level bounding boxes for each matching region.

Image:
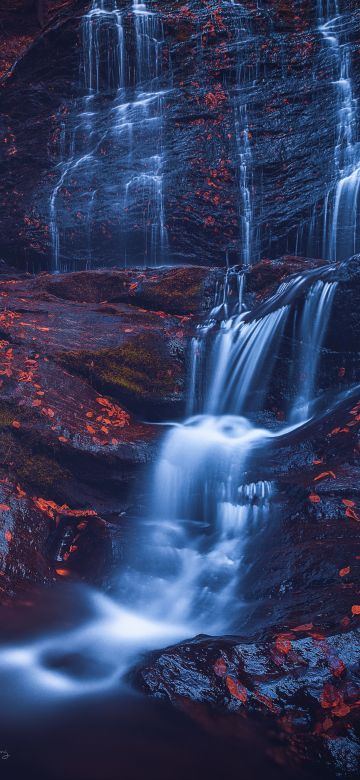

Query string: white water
[1,2,343,698]
[297,1,360,261]
[50,0,168,271]
[232,1,256,267]
[0,264,338,698]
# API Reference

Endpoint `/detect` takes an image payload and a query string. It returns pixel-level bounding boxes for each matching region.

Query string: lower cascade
[0,263,340,696]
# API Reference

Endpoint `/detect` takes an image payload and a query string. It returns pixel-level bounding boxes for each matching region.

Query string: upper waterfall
[296,0,360,262]
[50,0,168,272]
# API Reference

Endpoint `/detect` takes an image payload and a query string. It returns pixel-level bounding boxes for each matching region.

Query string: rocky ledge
[0,263,218,599]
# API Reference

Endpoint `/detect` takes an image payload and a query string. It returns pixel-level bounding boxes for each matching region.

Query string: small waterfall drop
[232,1,257,267]
[0,263,339,695]
[124,264,337,634]
[50,0,168,271]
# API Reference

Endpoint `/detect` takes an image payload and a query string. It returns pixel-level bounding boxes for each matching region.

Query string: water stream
[297,0,360,261]
[0,261,339,699]
[0,0,346,718]
[50,0,168,271]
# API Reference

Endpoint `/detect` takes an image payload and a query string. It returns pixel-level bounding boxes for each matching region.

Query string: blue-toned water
[50,0,168,271]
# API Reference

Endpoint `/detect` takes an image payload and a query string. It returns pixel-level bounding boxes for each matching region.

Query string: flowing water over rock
[50,0,168,271]
[296,0,360,261]
[0,261,340,696]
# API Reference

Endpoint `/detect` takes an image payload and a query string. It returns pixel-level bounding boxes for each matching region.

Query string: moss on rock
[57,332,185,411]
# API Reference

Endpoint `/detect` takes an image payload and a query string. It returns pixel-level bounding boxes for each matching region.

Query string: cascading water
[232,1,257,267]
[297,1,360,262]
[0,263,339,695]
[0,2,343,700]
[50,0,168,271]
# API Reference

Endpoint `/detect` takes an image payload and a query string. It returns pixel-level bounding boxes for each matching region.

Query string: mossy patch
[57,333,184,405]
[0,429,69,493]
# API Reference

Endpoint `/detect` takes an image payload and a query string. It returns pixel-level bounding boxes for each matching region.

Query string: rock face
[0,264,217,598]
[1,1,360,270]
[134,629,360,778]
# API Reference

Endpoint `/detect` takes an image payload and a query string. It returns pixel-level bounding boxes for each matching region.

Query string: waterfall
[290,278,337,421]
[232,1,256,267]
[0,264,339,693]
[127,265,337,633]
[320,1,360,262]
[298,1,360,262]
[50,0,168,271]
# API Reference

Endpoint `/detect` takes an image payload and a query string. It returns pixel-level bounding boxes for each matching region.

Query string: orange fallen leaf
[345,507,360,522]
[4,530,12,542]
[55,568,71,577]
[339,566,350,577]
[32,399,42,407]
[226,676,247,703]
[309,494,320,503]
[314,471,336,482]
[12,420,21,429]
[58,436,69,443]
[0,504,10,511]
[96,397,110,407]
[342,499,355,507]
[86,425,96,434]
[293,623,313,632]
[351,605,360,615]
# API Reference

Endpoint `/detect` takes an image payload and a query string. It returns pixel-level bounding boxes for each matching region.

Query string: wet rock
[0,480,55,600]
[1,1,360,269]
[133,628,360,776]
[0,265,213,597]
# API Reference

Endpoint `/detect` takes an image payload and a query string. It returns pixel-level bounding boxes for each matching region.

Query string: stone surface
[0,264,216,596]
[1,1,360,270]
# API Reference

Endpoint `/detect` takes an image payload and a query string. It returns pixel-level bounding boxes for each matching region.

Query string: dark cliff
[1,0,360,271]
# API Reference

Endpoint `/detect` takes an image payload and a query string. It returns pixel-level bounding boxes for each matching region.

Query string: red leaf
[226,676,247,703]
[339,566,350,577]
[345,507,360,522]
